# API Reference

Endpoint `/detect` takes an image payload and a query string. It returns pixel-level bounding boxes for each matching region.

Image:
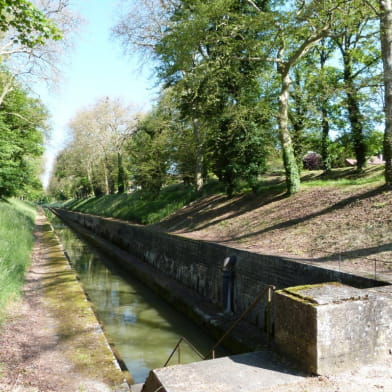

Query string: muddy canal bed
[49,215,221,384]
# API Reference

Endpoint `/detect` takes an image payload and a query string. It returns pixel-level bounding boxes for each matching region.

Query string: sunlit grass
[300,165,385,188]
[51,165,386,225]
[53,183,200,225]
[0,199,36,320]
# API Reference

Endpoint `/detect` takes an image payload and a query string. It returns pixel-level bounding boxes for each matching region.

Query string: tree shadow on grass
[220,185,389,244]
[156,184,287,233]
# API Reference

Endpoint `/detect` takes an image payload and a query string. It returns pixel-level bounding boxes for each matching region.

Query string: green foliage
[208,106,270,195]
[154,0,276,194]
[0,199,36,320]
[55,0,388,200]
[0,0,62,47]
[127,104,173,196]
[0,84,47,198]
[366,130,384,156]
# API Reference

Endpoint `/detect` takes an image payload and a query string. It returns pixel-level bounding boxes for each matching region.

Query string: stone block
[275,282,392,375]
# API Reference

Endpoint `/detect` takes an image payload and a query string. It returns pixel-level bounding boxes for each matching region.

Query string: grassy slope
[55,182,223,225]
[53,166,392,275]
[0,199,36,318]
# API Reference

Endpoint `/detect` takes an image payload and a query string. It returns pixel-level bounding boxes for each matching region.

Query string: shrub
[303,152,322,170]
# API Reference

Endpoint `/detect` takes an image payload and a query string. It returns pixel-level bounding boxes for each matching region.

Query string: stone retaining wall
[52,209,386,331]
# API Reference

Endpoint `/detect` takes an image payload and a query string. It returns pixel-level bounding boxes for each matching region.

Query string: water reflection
[50,217,223,383]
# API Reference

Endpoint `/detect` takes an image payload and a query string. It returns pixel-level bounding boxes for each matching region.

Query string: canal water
[49,215,224,383]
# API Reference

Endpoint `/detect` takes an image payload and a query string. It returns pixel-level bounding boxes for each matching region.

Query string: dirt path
[0,212,128,392]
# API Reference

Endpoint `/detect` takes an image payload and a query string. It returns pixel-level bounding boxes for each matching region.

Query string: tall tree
[156,0,276,194]
[64,97,138,196]
[126,107,172,196]
[332,2,381,171]
[379,0,392,185]
[157,0,348,194]
[0,83,48,198]
[113,0,209,191]
[314,42,340,172]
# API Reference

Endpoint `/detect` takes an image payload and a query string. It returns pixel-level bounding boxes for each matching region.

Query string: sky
[38,0,157,188]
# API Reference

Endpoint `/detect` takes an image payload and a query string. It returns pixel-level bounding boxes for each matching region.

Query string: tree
[379,0,392,185]
[313,42,341,172]
[91,97,138,193]
[0,0,79,105]
[154,0,279,194]
[0,83,48,198]
[331,2,381,171]
[113,0,210,191]
[50,97,139,198]
[0,0,62,48]
[126,107,172,196]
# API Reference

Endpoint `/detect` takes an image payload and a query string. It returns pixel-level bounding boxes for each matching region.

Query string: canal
[49,214,224,384]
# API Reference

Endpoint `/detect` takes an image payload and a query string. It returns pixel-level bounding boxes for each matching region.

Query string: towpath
[0,211,128,392]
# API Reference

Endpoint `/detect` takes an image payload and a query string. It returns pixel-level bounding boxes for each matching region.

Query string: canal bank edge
[40,211,131,391]
[48,208,268,355]
[48,208,391,362]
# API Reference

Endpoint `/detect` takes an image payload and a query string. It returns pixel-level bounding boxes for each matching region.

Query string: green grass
[53,183,204,225]
[0,199,36,320]
[51,166,386,225]
[300,166,385,188]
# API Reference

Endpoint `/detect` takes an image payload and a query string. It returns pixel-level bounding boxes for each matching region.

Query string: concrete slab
[290,283,369,305]
[146,351,307,392]
[130,383,144,392]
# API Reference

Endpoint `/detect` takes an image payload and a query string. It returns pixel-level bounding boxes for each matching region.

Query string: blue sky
[39,0,157,187]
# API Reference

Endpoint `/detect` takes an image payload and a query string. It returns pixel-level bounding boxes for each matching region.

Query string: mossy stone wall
[52,209,387,331]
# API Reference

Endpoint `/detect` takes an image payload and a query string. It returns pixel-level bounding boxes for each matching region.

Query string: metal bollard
[222,255,237,313]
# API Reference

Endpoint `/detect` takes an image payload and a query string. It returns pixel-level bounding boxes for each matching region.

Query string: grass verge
[0,199,36,320]
[52,183,206,224]
[50,166,386,225]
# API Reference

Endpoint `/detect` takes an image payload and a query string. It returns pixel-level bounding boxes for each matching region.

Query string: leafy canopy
[0,0,62,47]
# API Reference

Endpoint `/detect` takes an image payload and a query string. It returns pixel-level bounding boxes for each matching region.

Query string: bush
[303,152,322,170]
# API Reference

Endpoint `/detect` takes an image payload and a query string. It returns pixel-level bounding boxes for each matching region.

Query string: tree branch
[245,0,262,12]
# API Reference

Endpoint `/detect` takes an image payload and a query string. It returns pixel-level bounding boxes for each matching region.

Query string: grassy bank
[53,182,216,224]
[0,199,36,319]
[51,166,385,225]
[48,165,391,277]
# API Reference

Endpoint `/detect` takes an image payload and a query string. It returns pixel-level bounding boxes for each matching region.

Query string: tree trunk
[321,101,331,172]
[117,152,126,193]
[193,117,204,191]
[319,47,331,173]
[278,70,300,194]
[290,68,306,171]
[380,0,392,185]
[0,76,15,107]
[343,51,367,171]
[86,163,94,196]
[103,162,110,195]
